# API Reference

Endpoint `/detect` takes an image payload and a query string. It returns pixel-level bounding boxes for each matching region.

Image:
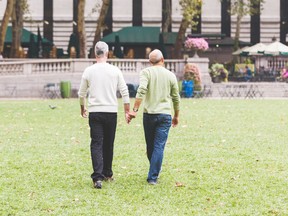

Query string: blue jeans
[143,113,172,182]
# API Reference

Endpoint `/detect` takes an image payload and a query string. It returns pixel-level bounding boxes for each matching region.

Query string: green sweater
[136,65,180,115]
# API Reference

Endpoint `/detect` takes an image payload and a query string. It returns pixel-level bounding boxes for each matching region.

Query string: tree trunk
[0,0,14,54]
[91,0,110,58]
[11,0,23,58]
[162,0,171,33]
[234,14,241,51]
[78,0,87,58]
[174,18,189,59]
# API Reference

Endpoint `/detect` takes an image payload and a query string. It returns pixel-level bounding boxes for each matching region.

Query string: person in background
[145,47,151,59]
[281,65,288,81]
[244,65,252,82]
[129,49,180,185]
[78,41,131,189]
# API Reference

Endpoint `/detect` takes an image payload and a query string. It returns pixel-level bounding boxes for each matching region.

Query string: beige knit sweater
[78,62,129,113]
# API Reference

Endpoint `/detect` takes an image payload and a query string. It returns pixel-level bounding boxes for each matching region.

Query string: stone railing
[0,58,185,75]
[0,58,210,98]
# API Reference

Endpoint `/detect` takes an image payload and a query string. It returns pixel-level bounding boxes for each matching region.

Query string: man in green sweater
[130,49,180,185]
[78,41,130,189]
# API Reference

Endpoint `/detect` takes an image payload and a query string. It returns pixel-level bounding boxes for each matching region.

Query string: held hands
[125,111,137,124]
[125,112,132,124]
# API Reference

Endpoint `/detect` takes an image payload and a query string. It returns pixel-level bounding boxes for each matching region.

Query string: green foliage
[220,0,265,50]
[20,0,32,21]
[179,0,202,29]
[244,58,253,64]
[209,63,228,78]
[221,0,265,17]
[21,0,30,14]
[1,99,288,215]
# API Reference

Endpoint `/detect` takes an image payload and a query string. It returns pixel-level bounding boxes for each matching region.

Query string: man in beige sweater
[78,41,130,189]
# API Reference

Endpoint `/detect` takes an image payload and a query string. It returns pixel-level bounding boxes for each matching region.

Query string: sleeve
[117,70,130,104]
[78,70,89,105]
[136,69,149,99]
[170,75,180,111]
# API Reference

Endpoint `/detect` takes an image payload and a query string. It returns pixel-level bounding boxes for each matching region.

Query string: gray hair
[94,41,109,57]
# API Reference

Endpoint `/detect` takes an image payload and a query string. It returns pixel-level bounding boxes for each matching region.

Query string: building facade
[0,0,287,56]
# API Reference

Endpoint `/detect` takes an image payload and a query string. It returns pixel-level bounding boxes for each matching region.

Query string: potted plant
[209,63,229,83]
[184,37,209,58]
[180,63,202,97]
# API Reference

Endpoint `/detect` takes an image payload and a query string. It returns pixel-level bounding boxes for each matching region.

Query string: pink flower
[184,38,209,51]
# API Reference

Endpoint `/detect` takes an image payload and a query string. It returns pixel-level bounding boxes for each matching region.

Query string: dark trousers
[89,112,117,182]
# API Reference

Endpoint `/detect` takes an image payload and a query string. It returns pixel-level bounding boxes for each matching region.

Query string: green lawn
[1,99,288,215]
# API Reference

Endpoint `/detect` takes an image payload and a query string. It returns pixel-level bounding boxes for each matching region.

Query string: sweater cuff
[79,97,85,106]
[122,95,130,104]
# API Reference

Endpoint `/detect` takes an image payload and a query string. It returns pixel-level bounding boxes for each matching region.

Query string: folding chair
[42,83,60,99]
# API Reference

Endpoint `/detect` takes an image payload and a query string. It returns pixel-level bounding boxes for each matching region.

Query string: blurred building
[0,0,287,59]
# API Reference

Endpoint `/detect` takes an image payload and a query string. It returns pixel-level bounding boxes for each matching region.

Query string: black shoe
[93,180,102,189]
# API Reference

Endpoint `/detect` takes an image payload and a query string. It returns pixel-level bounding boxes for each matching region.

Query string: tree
[162,0,172,33]
[11,0,23,58]
[0,0,29,57]
[174,0,202,59]
[91,0,110,57]
[77,0,87,58]
[221,0,264,50]
[0,0,14,54]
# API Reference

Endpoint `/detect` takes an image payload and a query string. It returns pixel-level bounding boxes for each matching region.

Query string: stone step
[201,82,288,98]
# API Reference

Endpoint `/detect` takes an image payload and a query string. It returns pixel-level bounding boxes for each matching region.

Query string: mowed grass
[1,98,288,215]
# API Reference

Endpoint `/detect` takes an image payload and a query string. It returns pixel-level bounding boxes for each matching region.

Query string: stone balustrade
[1,58,287,98]
[1,58,210,98]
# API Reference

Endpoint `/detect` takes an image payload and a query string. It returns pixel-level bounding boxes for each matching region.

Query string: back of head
[149,49,163,64]
[95,41,109,57]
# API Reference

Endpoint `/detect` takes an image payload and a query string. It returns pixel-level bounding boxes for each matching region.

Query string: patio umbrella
[242,42,267,56]
[232,46,249,56]
[263,41,288,56]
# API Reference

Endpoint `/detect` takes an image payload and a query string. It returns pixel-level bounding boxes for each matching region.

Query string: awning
[4,26,51,46]
[101,26,161,45]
